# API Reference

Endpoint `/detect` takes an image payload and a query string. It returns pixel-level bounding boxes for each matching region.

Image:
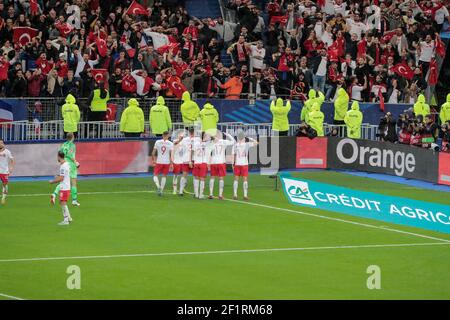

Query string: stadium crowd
[0,0,448,103]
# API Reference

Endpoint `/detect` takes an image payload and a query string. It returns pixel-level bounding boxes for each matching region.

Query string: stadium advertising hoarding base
[281,175,450,234]
[326,137,439,182]
[10,141,149,177]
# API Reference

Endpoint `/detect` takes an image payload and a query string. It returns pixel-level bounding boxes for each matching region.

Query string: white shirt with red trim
[154,139,173,164]
[59,162,71,191]
[173,136,193,164]
[210,139,234,164]
[0,149,13,174]
[234,141,257,166]
[193,138,210,164]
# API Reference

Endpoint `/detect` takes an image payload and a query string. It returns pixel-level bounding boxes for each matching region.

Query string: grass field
[1,171,449,300]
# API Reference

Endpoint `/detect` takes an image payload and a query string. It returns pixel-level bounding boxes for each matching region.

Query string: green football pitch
[1,171,449,300]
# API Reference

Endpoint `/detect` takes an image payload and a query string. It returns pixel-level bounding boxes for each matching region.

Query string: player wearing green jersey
[51,133,80,206]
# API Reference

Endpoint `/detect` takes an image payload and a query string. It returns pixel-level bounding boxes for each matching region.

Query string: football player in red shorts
[152,131,173,196]
[192,132,210,199]
[208,132,234,199]
[0,140,15,205]
[172,128,195,196]
[233,132,258,201]
[49,151,72,225]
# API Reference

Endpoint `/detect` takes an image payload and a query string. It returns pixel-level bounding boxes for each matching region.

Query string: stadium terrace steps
[185,0,222,19]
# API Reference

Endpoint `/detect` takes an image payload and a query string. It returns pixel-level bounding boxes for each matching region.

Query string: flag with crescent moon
[91,69,108,85]
[13,27,39,47]
[166,75,187,99]
[125,0,149,16]
[391,62,414,80]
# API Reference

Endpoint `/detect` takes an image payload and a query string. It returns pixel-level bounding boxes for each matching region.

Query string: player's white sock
[209,178,215,196]
[200,180,205,198]
[179,176,185,194]
[233,180,238,197]
[2,185,7,200]
[161,177,166,191]
[243,181,248,197]
[153,176,160,189]
[193,178,199,197]
[173,175,178,193]
[219,180,224,197]
[62,205,71,222]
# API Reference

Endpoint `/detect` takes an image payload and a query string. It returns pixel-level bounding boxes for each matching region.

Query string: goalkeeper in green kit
[51,132,80,206]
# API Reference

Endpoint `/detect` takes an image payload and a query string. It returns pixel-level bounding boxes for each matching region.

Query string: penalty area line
[0,242,448,263]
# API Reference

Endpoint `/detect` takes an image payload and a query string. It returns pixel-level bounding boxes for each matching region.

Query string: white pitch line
[0,242,448,263]
[0,293,25,300]
[9,190,154,197]
[8,189,450,243]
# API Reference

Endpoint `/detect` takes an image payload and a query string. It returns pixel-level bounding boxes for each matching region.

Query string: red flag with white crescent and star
[91,69,108,85]
[166,75,187,99]
[391,62,414,80]
[13,27,38,47]
[95,37,108,57]
[125,0,149,16]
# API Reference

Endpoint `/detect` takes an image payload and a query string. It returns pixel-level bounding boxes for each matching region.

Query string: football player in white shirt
[49,151,72,225]
[192,133,210,199]
[233,132,258,200]
[0,140,15,205]
[151,131,174,196]
[172,128,195,195]
[208,131,235,199]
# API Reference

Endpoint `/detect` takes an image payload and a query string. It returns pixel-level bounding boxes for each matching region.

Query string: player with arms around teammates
[172,128,195,196]
[51,132,80,206]
[233,131,258,201]
[0,140,15,205]
[208,131,235,200]
[152,131,174,196]
[192,132,211,199]
[49,151,73,225]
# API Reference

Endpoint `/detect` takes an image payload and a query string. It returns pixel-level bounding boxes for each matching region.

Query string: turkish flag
[95,37,107,57]
[30,0,39,15]
[106,104,117,121]
[270,15,288,26]
[157,42,179,55]
[121,74,137,93]
[166,75,187,99]
[391,62,414,80]
[428,59,438,85]
[55,21,74,38]
[13,27,38,47]
[435,35,446,58]
[91,69,108,84]
[125,0,149,16]
[381,30,396,44]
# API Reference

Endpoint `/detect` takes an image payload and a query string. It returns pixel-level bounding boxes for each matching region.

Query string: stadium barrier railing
[0,120,380,142]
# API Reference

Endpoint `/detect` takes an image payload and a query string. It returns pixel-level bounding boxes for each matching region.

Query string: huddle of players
[152,128,258,200]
